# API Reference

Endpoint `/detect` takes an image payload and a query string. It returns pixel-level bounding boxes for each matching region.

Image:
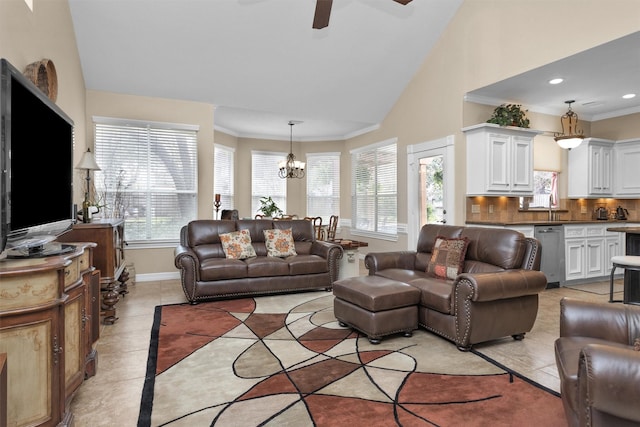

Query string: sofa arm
[559,297,638,345]
[174,244,200,302]
[578,344,640,425]
[455,270,547,302]
[364,251,417,275]
[311,241,344,284]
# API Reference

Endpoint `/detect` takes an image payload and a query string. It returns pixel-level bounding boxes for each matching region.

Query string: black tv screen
[1,58,74,255]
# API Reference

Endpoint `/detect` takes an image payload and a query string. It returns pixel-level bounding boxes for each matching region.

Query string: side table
[58,218,128,323]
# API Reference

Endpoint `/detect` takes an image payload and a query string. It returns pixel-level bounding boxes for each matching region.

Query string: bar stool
[609,255,640,303]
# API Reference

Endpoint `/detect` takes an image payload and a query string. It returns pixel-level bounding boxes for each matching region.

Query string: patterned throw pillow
[264,228,297,257]
[219,229,257,259]
[427,236,470,280]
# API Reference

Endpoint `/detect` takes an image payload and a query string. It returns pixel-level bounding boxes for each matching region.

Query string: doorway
[407,136,455,249]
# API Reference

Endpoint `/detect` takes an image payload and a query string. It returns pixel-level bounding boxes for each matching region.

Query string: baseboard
[136,272,180,282]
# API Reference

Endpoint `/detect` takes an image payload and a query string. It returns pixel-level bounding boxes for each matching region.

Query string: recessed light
[622,93,636,99]
[549,78,564,85]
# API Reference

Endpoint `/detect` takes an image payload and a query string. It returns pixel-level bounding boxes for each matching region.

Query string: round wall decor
[23,58,58,102]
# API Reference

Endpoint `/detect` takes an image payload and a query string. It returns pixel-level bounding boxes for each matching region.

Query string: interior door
[407,136,455,250]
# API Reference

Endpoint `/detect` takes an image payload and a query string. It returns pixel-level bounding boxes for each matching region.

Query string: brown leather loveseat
[363,224,547,350]
[175,219,343,304]
[554,297,640,427]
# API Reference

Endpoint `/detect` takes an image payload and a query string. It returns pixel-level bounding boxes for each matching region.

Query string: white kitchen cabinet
[568,138,614,198]
[463,123,542,196]
[564,224,607,281]
[614,139,640,197]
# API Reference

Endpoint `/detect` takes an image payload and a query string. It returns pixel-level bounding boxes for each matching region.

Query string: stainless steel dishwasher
[534,225,565,287]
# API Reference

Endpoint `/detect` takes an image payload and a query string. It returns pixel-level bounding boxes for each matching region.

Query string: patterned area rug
[138,292,565,426]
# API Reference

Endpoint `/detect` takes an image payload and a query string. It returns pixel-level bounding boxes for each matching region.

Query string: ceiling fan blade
[393,0,413,4]
[312,0,332,29]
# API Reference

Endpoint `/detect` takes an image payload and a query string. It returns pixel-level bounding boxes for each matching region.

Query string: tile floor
[69,265,615,426]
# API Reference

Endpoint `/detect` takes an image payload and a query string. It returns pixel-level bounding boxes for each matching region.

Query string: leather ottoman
[333,275,420,344]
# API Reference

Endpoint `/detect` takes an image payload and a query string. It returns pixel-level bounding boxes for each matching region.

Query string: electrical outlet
[471,204,480,214]
[581,206,587,214]
[489,205,494,214]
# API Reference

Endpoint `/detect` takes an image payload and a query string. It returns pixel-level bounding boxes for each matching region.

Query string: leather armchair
[554,297,640,427]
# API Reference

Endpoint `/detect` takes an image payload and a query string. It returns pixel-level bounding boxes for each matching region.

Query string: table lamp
[75,148,101,222]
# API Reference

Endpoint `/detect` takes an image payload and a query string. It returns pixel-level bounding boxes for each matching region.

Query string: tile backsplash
[466,197,639,223]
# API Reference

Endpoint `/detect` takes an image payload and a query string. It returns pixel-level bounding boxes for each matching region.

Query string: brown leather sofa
[175,219,343,304]
[554,297,640,427]
[363,224,547,350]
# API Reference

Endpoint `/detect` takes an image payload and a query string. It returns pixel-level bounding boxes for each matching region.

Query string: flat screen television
[1,58,75,257]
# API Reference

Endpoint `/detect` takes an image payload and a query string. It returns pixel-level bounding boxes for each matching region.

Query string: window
[351,139,397,236]
[251,151,287,216]
[306,152,340,223]
[214,144,235,213]
[93,117,198,244]
[520,170,558,209]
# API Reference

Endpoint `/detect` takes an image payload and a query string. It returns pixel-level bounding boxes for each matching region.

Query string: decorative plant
[258,196,282,218]
[486,103,530,128]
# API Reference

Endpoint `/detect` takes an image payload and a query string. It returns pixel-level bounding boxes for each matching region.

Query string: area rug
[138,292,565,427]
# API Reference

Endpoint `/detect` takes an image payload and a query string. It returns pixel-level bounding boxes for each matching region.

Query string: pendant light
[278,121,305,179]
[554,100,585,150]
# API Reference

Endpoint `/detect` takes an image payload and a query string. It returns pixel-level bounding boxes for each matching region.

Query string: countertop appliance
[615,206,629,220]
[534,225,565,287]
[595,207,609,220]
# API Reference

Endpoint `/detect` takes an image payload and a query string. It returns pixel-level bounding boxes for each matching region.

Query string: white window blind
[214,144,235,214]
[93,117,198,243]
[352,140,397,235]
[251,151,287,216]
[306,152,340,223]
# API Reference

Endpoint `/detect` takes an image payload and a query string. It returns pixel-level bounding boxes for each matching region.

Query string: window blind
[214,144,235,214]
[251,151,287,216]
[93,117,198,243]
[352,140,397,235]
[306,152,340,223]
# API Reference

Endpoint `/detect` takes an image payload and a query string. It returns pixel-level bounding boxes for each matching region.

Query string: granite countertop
[606,227,640,233]
[466,220,634,226]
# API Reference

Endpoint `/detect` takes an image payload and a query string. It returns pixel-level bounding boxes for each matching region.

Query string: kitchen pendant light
[278,121,305,179]
[554,100,585,149]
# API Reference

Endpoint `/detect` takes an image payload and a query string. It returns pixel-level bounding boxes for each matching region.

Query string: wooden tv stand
[0,243,99,426]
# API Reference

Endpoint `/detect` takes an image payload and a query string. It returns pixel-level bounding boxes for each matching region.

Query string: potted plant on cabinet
[486,103,530,128]
[258,196,282,218]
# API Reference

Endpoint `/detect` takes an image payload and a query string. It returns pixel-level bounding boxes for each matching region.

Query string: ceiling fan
[312,0,413,29]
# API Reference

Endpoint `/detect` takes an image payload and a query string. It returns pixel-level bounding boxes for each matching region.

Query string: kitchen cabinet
[614,138,640,197]
[463,123,542,196]
[0,243,97,427]
[568,138,614,198]
[564,224,610,282]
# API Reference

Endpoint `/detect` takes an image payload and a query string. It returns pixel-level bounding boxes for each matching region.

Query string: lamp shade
[555,137,584,150]
[75,148,101,170]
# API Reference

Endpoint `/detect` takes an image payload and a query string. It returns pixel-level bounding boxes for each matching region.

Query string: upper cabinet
[463,123,542,196]
[568,138,614,198]
[614,138,640,197]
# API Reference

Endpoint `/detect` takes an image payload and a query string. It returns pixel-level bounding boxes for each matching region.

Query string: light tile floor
[69,265,616,426]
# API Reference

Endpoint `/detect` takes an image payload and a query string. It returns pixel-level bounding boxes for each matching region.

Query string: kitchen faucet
[548,194,557,221]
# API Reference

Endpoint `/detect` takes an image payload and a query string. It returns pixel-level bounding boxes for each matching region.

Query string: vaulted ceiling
[69,1,639,141]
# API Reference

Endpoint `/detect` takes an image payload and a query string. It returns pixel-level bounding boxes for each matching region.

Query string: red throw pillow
[427,236,470,280]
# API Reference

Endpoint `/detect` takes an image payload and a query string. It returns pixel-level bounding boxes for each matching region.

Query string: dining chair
[327,215,339,240]
[304,216,324,240]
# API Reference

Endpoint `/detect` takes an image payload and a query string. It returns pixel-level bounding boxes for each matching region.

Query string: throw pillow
[264,228,297,257]
[427,236,470,280]
[219,229,257,259]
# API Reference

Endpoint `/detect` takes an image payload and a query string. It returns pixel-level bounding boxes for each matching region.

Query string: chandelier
[554,100,585,150]
[278,121,305,179]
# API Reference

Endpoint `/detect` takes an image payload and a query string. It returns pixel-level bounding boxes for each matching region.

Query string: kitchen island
[605,226,640,304]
